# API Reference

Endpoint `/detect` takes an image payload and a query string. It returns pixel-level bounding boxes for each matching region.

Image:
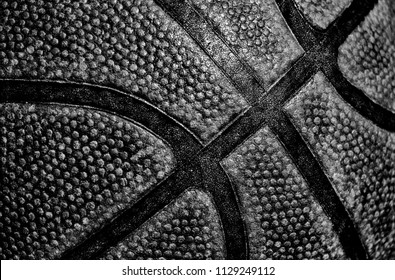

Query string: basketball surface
[0,0,394,259]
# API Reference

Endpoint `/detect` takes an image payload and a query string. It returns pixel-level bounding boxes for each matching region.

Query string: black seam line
[71,0,381,260]
[273,0,380,259]
[323,0,378,47]
[197,57,367,258]
[63,155,248,260]
[59,102,264,259]
[180,0,372,258]
[135,0,376,260]
[197,102,367,259]
[267,111,368,259]
[275,0,319,50]
[0,1,378,260]
[317,0,395,132]
[283,71,376,258]
[321,54,395,132]
[60,139,249,259]
[0,78,206,145]
[61,128,251,259]
[283,0,395,132]
[200,55,317,161]
[61,161,204,260]
[0,73,359,259]
[0,80,210,259]
[258,53,317,108]
[272,0,376,259]
[154,0,265,104]
[0,79,202,162]
[187,1,269,91]
[0,79,246,259]
[200,158,248,260]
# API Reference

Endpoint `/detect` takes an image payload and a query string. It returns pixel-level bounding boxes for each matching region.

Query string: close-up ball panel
[0,0,394,259]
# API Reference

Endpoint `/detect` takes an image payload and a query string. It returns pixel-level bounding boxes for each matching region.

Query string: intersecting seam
[3,0,393,259]
[59,0,382,259]
[148,0,386,260]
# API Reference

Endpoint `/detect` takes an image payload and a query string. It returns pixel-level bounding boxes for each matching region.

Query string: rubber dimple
[285,72,395,259]
[100,189,226,260]
[222,126,345,260]
[338,0,395,113]
[189,0,304,89]
[0,103,175,259]
[294,0,352,29]
[0,0,247,142]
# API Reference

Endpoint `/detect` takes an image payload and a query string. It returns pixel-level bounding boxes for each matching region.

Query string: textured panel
[101,189,225,260]
[338,0,395,112]
[285,72,395,259]
[222,126,345,259]
[0,0,247,142]
[189,0,303,89]
[0,103,175,259]
[294,0,352,29]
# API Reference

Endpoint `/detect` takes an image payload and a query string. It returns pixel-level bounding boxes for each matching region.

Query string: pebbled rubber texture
[0,103,174,259]
[338,0,395,113]
[0,0,247,142]
[189,0,303,89]
[0,0,394,260]
[285,72,395,259]
[101,189,225,260]
[222,126,345,260]
[294,0,352,29]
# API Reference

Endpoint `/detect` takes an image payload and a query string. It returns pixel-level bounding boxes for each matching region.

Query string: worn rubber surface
[0,0,394,260]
